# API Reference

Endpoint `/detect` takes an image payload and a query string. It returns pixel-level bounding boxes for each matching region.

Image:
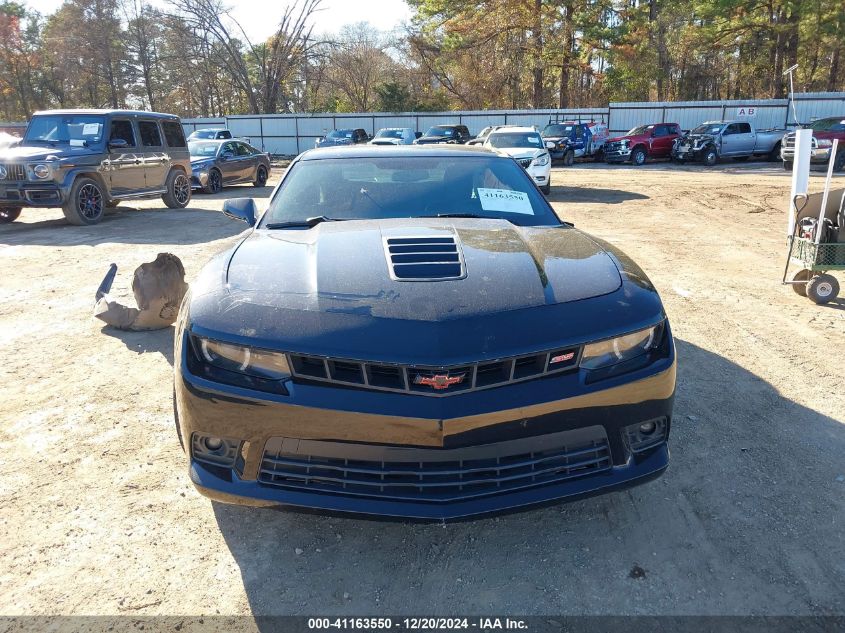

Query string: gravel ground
[0,160,843,626]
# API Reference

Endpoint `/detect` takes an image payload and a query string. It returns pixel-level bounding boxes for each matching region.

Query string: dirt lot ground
[1,160,844,626]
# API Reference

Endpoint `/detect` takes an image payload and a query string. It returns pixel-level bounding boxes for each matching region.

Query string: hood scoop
[383,236,466,281]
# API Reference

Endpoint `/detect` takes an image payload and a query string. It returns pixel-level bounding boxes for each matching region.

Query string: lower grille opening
[258,429,612,504]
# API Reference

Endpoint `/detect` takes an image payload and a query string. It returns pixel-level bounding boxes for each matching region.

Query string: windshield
[261,156,559,228]
[542,124,573,137]
[375,129,404,139]
[189,142,220,157]
[809,118,845,132]
[25,114,106,147]
[189,130,221,139]
[328,129,354,139]
[691,124,723,135]
[626,125,654,136]
[487,132,544,149]
[426,127,455,137]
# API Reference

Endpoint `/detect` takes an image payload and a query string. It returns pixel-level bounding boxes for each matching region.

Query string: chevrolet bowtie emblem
[413,373,466,390]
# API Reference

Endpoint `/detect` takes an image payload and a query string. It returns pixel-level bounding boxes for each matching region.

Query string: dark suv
[0,109,192,225]
[414,124,473,145]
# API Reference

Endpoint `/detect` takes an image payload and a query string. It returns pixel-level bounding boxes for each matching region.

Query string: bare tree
[167,0,323,113]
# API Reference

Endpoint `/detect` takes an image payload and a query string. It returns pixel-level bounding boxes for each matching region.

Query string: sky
[21,0,414,40]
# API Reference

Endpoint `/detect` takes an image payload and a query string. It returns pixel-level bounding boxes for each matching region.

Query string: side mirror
[545,140,556,149]
[108,138,129,150]
[222,198,257,226]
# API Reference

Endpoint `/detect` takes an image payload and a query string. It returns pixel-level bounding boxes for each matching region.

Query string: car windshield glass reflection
[426,127,454,137]
[809,118,845,132]
[261,157,561,228]
[376,129,404,138]
[691,124,723,134]
[327,130,354,139]
[627,125,654,135]
[543,125,573,136]
[189,142,219,157]
[487,133,543,149]
[25,114,106,146]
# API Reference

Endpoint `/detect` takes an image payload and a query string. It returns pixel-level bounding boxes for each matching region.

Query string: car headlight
[193,335,291,380]
[817,139,832,147]
[32,163,50,179]
[532,153,550,167]
[580,325,661,370]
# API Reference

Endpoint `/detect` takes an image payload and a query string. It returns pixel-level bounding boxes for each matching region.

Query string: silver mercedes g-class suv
[0,109,192,225]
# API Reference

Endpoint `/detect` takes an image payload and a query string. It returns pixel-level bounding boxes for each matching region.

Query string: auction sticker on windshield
[477,188,533,214]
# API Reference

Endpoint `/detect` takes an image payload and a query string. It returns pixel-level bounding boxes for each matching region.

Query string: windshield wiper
[420,213,486,219]
[265,216,348,229]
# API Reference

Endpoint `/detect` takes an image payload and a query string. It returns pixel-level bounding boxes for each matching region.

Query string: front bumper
[175,328,676,520]
[781,147,832,164]
[525,162,551,187]
[0,181,64,207]
[604,144,632,162]
[671,145,706,161]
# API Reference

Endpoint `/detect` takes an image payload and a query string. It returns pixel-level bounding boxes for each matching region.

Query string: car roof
[488,126,538,134]
[299,145,501,161]
[188,138,227,144]
[32,109,180,119]
[191,128,227,132]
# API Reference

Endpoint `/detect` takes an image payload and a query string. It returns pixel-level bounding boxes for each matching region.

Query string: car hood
[224,219,620,319]
[495,147,545,159]
[607,135,638,143]
[189,219,668,363]
[370,138,402,145]
[416,136,453,144]
[0,143,99,161]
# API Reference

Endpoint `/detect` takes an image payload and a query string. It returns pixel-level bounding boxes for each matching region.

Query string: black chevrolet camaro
[174,145,676,520]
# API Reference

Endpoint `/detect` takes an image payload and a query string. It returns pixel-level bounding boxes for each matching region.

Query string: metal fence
[4,92,844,157]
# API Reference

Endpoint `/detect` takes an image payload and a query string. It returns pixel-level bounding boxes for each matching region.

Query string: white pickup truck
[671,120,785,166]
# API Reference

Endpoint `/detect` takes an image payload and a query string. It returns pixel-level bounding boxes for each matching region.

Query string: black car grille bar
[517,158,532,168]
[782,133,816,150]
[0,163,26,181]
[383,236,465,281]
[288,344,581,397]
[258,429,612,503]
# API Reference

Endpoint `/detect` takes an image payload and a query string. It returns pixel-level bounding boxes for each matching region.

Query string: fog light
[191,432,240,467]
[639,421,656,434]
[203,436,224,451]
[624,418,668,454]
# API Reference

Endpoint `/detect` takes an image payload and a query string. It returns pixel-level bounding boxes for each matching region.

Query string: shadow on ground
[548,186,650,204]
[211,339,845,617]
[99,325,175,366]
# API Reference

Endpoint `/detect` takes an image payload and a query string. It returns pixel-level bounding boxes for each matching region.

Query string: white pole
[815,138,839,244]
[788,128,812,235]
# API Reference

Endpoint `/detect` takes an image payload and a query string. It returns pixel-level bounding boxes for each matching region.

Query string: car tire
[562,150,574,167]
[703,148,718,167]
[253,165,268,187]
[202,168,222,194]
[783,160,793,171]
[162,170,191,209]
[631,148,647,166]
[791,269,811,296]
[768,143,781,162]
[541,182,551,195]
[61,177,105,225]
[806,274,839,304]
[0,207,22,224]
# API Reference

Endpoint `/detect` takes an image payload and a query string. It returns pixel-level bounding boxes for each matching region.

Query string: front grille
[0,163,25,181]
[383,236,465,281]
[782,133,816,150]
[288,344,580,396]
[258,428,612,503]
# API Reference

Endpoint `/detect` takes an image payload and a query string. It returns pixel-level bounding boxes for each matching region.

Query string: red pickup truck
[781,117,845,171]
[603,123,681,166]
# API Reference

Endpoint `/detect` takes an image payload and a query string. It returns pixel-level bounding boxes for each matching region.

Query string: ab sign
[736,106,757,117]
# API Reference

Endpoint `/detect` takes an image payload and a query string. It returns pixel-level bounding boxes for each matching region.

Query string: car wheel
[0,207,22,224]
[631,148,647,166]
[806,274,839,304]
[61,177,105,225]
[562,150,574,167]
[791,269,812,296]
[768,143,781,162]
[541,182,551,195]
[253,165,268,187]
[783,160,793,171]
[202,168,222,194]
[703,148,718,167]
[162,170,192,209]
